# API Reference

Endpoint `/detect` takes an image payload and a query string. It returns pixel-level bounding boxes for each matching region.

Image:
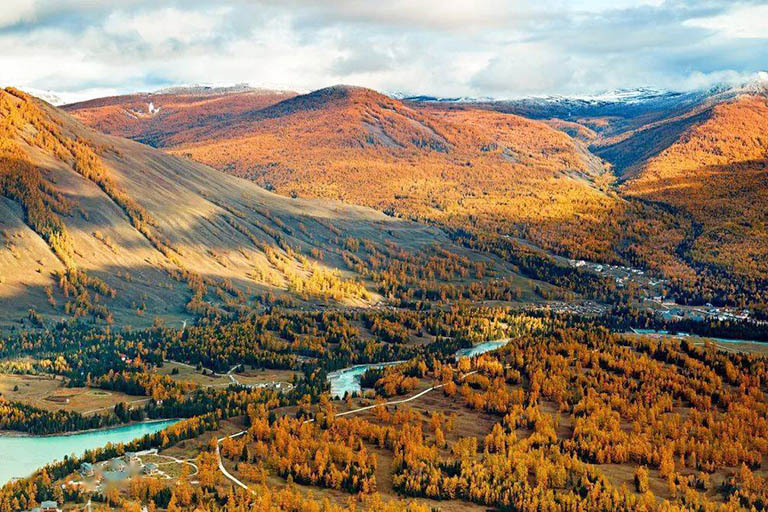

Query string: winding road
[215,368,485,491]
[215,431,253,494]
[213,336,516,492]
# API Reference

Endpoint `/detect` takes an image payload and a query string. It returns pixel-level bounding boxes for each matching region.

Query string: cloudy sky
[2,0,768,102]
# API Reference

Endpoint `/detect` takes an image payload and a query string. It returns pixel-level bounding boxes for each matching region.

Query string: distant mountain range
[24,71,768,108]
[399,86,679,106]
[400,73,768,110]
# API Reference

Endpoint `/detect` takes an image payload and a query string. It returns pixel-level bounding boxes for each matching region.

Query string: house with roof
[142,463,159,475]
[108,458,126,472]
[79,462,95,477]
[40,501,59,512]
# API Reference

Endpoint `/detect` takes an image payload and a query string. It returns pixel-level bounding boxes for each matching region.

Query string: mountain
[586,76,768,174]
[63,86,297,148]
[544,78,768,281]
[63,81,768,307]
[404,87,710,135]
[422,80,766,141]
[413,79,768,283]
[0,87,471,331]
[70,84,651,264]
[623,93,768,279]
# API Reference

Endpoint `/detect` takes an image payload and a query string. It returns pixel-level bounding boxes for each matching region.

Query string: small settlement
[73,450,179,491]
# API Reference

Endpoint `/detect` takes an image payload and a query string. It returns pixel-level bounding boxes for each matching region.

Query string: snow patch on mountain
[397,73,768,107]
[152,83,295,96]
[399,86,682,106]
[740,71,768,95]
[18,87,64,105]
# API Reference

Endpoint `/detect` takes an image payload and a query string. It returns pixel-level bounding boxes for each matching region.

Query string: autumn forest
[1,64,767,512]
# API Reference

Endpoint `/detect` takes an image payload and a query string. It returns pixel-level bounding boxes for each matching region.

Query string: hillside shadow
[591,109,710,176]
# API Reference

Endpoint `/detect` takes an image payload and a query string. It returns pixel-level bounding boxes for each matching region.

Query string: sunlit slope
[472,85,768,293]
[625,94,768,278]
[0,88,455,329]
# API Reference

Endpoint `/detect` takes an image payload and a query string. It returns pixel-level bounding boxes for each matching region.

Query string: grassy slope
[1,89,478,329]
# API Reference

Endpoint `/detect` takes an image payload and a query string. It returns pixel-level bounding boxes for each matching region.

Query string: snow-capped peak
[566,87,671,103]
[396,86,678,106]
[741,71,768,95]
[18,87,65,106]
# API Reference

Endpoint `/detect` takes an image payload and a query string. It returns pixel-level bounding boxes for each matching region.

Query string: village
[71,449,196,487]
[76,449,197,491]
[568,258,667,293]
[567,258,758,324]
[23,450,200,512]
[644,298,753,323]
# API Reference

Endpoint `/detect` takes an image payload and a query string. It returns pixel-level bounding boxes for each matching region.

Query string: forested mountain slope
[438,85,768,307]
[0,88,471,330]
[63,84,768,310]
[624,94,768,280]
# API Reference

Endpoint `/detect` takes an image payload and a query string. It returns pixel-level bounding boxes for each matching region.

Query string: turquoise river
[328,338,510,398]
[0,419,178,485]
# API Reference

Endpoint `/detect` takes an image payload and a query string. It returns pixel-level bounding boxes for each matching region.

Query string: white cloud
[281,0,525,31]
[103,7,228,45]
[684,4,768,39]
[0,0,36,28]
[1,1,767,100]
[575,0,666,11]
[471,42,578,96]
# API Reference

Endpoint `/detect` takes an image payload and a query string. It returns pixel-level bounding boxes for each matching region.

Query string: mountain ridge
[61,81,768,309]
[62,87,298,147]
[0,87,466,330]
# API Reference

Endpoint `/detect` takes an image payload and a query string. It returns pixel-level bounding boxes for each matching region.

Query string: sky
[1,0,768,103]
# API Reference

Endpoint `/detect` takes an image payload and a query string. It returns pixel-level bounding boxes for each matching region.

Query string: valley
[6,2,768,510]
[64,81,768,317]
[1,80,767,512]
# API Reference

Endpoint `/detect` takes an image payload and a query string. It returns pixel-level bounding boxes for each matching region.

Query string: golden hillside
[64,88,296,147]
[625,94,768,279]
[3,87,491,330]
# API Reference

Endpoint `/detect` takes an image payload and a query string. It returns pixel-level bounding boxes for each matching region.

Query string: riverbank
[0,418,180,438]
[628,328,763,344]
[328,338,512,398]
[1,419,180,485]
[327,361,407,399]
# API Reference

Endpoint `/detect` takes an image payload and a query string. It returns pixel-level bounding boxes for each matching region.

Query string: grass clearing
[0,373,146,415]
